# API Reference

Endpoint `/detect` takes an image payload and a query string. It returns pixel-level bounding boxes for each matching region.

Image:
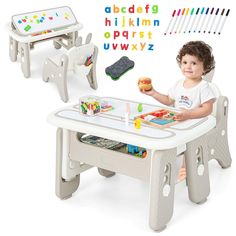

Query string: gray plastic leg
[53,40,62,49]
[67,32,78,49]
[19,42,30,78]
[98,168,115,177]
[43,55,69,102]
[9,37,18,62]
[149,148,176,231]
[56,62,69,103]
[207,97,232,168]
[55,128,80,200]
[185,134,210,204]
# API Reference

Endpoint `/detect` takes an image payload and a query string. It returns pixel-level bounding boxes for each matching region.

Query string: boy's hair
[176,41,215,75]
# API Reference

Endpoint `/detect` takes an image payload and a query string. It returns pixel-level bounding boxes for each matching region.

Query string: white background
[0,0,235,235]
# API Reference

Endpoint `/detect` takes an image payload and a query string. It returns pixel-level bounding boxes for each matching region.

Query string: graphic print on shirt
[178,95,193,108]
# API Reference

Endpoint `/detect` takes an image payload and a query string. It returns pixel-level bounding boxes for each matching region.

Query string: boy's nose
[185,63,191,69]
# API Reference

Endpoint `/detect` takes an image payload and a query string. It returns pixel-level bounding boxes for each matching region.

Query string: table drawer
[69,131,151,181]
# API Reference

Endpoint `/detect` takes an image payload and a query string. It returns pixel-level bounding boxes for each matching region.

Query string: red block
[152,111,162,117]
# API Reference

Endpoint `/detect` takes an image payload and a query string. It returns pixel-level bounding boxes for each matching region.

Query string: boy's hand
[140,88,155,96]
[174,109,191,121]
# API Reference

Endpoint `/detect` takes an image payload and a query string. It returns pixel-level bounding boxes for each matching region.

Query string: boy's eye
[182,61,187,64]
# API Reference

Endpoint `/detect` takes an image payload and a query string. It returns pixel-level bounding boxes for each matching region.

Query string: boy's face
[180,54,204,81]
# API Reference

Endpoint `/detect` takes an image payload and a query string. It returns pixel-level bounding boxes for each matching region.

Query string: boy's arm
[141,88,175,106]
[174,99,214,121]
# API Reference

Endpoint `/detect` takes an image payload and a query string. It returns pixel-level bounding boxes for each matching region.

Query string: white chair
[42,33,98,102]
[182,71,231,204]
[206,82,231,168]
[201,69,231,167]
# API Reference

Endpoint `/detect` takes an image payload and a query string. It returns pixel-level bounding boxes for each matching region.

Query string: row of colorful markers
[164,7,230,35]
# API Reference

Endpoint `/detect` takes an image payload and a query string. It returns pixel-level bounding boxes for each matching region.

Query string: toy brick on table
[136,109,179,128]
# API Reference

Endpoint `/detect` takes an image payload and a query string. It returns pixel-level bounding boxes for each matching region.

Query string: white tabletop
[47,97,216,150]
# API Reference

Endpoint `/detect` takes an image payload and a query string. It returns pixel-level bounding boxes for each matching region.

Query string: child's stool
[42,33,98,102]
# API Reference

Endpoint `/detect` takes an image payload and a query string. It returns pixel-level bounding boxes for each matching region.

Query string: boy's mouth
[185,71,193,73]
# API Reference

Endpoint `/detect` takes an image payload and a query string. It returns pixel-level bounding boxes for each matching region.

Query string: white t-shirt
[168,79,216,110]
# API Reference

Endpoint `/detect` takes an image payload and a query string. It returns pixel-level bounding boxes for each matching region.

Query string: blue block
[151,118,174,125]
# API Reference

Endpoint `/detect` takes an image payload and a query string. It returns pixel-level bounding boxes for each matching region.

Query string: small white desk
[7,6,82,78]
[48,97,217,231]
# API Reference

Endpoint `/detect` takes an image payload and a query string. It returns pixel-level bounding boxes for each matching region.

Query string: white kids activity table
[7,6,82,78]
[46,96,229,231]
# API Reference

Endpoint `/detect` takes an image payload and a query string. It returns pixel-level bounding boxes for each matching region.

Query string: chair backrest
[203,69,221,117]
[209,82,221,117]
[203,68,215,82]
[66,43,94,72]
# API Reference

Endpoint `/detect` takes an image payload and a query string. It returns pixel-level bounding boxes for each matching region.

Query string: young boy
[140,41,216,181]
[141,41,216,121]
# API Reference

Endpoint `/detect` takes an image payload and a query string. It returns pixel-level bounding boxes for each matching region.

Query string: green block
[138,103,143,112]
[24,25,31,31]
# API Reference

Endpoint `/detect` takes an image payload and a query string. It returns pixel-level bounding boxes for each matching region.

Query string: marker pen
[214,9,225,34]
[194,7,205,32]
[204,8,214,33]
[199,7,209,33]
[179,8,189,33]
[175,8,185,33]
[218,9,230,35]
[164,9,176,35]
[170,9,181,34]
[208,8,219,33]
[184,8,194,33]
[189,7,200,33]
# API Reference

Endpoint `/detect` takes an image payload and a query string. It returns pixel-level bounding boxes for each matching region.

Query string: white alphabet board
[12,6,77,36]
